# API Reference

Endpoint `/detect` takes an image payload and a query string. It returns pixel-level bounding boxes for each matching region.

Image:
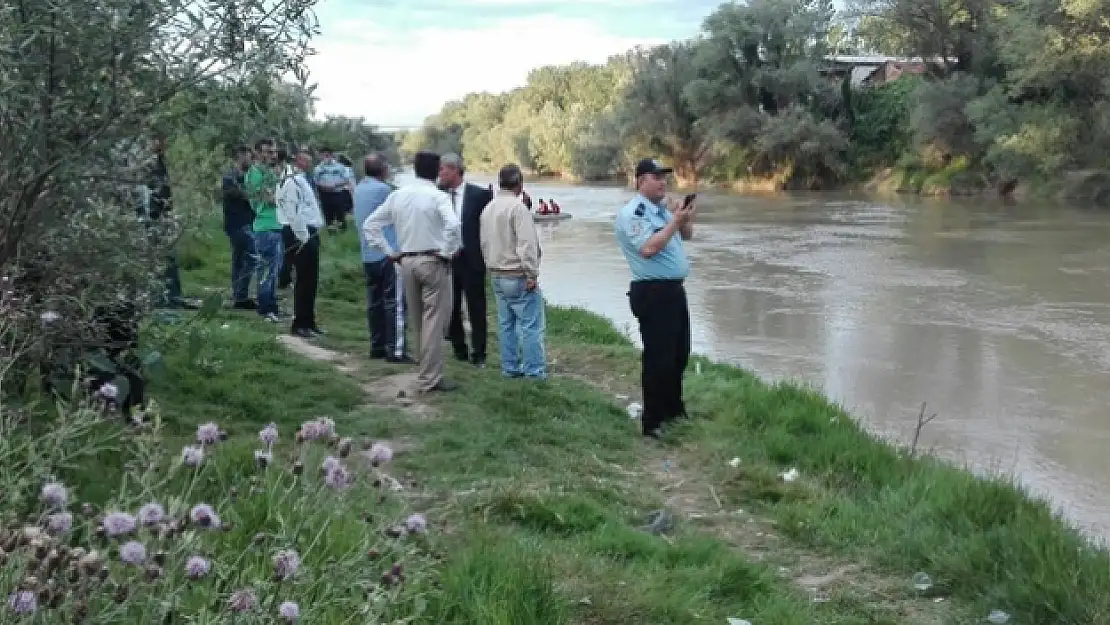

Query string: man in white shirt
[276,148,325,339]
[362,151,462,393]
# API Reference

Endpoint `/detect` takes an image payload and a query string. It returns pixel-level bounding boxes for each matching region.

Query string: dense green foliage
[405,0,1110,195]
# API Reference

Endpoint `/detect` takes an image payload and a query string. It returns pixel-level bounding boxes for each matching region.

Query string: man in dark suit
[438,153,494,367]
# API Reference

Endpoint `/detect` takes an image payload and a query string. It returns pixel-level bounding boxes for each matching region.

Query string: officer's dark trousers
[628,279,691,435]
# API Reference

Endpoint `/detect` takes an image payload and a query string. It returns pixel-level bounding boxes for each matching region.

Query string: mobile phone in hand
[683,193,697,209]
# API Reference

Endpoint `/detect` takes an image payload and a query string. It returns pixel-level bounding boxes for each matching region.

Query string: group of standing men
[220,138,695,441]
[359,151,547,394]
[222,140,355,337]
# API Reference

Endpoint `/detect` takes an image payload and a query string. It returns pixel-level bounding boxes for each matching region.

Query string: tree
[616,43,713,186]
[1,0,320,402]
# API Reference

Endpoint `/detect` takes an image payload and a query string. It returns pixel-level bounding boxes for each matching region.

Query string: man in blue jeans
[245,138,285,322]
[479,164,546,379]
[353,153,412,363]
[222,145,257,309]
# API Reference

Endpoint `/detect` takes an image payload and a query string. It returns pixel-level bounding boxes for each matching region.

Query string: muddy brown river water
[406,172,1110,539]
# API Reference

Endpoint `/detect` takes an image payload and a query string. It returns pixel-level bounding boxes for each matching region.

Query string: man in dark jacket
[145,134,198,309]
[437,152,494,366]
[222,145,257,309]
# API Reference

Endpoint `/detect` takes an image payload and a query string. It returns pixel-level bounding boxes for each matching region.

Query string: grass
[31,218,1109,623]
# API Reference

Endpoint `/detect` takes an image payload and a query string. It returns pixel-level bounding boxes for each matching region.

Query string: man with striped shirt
[354,153,412,363]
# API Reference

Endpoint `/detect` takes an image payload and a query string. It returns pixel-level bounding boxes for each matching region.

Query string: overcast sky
[305,0,724,127]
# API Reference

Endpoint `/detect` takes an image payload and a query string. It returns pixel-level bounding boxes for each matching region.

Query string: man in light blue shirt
[614,157,697,439]
[354,153,412,363]
[314,146,352,231]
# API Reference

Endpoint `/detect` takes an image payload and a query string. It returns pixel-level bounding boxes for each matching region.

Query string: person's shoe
[427,378,458,392]
[291,327,315,339]
[310,326,327,336]
[369,350,387,359]
[232,299,258,310]
[386,354,416,364]
[502,371,524,379]
[453,351,469,362]
[262,312,281,323]
[470,356,486,368]
[643,427,663,440]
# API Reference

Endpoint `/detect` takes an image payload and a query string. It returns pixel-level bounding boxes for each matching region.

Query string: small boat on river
[533,212,572,223]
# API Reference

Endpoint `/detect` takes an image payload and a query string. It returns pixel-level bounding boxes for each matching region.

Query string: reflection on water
[400,172,1110,538]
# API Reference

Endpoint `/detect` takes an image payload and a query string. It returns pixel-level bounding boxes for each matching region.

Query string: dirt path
[281,335,952,623]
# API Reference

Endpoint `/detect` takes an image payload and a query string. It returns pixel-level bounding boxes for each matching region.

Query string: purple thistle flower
[315,417,336,438]
[96,382,119,400]
[367,442,393,466]
[120,540,146,565]
[137,502,165,526]
[259,423,278,446]
[272,549,301,581]
[102,511,137,537]
[324,465,351,490]
[405,513,428,534]
[300,420,321,440]
[40,481,68,509]
[46,512,73,535]
[196,422,220,445]
[7,590,36,615]
[182,444,205,467]
[227,588,257,613]
[321,456,340,473]
[189,504,220,529]
[278,601,300,622]
[185,555,211,579]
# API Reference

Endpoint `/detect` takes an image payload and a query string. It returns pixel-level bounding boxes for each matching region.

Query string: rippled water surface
[401,173,1110,538]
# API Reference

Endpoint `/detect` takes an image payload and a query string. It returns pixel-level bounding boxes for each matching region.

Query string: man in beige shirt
[363,151,461,392]
[479,164,546,379]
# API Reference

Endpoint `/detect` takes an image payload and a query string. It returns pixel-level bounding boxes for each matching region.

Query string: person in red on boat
[537,199,550,215]
[548,199,561,214]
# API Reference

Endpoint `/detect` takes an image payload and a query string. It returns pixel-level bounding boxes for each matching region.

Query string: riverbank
[16,223,1106,622]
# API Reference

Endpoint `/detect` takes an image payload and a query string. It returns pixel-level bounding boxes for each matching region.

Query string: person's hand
[525,278,538,291]
[673,202,695,227]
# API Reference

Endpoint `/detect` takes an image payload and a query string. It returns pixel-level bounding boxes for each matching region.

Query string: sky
[306,0,724,128]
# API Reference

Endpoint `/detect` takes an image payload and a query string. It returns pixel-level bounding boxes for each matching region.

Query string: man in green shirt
[246,138,284,322]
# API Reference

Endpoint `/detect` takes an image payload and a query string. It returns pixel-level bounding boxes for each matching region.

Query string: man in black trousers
[437,153,493,366]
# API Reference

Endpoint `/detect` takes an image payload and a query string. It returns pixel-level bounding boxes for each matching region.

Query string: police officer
[614,158,696,438]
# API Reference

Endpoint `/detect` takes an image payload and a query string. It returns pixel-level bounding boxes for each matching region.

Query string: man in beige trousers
[362,151,461,392]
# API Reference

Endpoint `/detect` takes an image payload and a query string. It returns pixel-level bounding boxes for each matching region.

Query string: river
[406,172,1110,539]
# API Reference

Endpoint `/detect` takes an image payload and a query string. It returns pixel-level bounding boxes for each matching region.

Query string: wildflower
[272,549,300,581]
[40,311,60,324]
[119,541,146,565]
[189,504,220,529]
[227,588,257,613]
[405,513,427,534]
[40,482,68,509]
[101,512,137,537]
[137,502,165,526]
[7,590,36,615]
[185,556,211,579]
[259,423,278,446]
[95,383,119,400]
[367,442,393,466]
[255,449,272,469]
[46,512,73,535]
[182,445,204,467]
[196,422,220,445]
[315,417,336,438]
[278,601,300,622]
[324,465,351,490]
[321,456,340,474]
[300,420,321,441]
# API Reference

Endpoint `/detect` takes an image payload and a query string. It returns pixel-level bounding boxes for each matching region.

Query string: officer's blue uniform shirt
[614,194,690,281]
[313,158,349,191]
